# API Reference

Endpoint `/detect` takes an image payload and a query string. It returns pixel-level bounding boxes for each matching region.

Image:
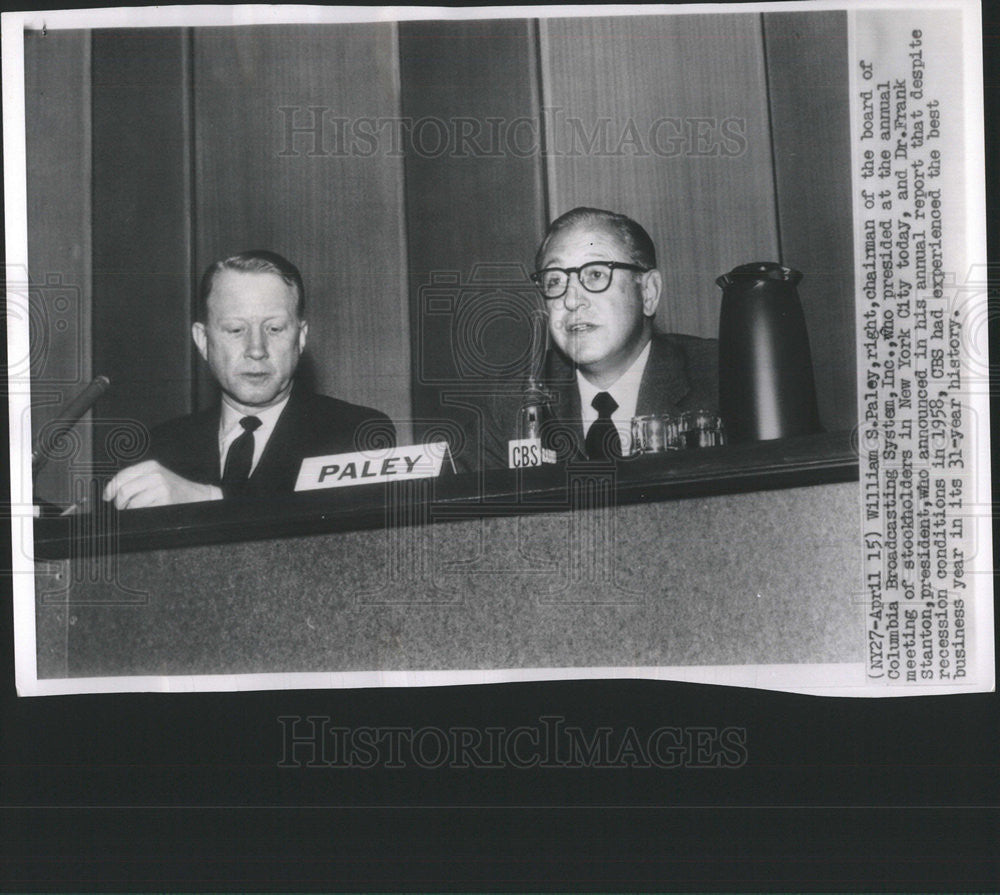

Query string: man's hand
[103,461,223,509]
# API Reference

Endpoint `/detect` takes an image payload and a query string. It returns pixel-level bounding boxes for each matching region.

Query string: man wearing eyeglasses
[477,206,717,467]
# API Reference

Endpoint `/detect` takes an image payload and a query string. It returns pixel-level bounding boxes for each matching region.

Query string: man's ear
[297,320,308,353]
[640,268,662,317]
[191,321,208,362]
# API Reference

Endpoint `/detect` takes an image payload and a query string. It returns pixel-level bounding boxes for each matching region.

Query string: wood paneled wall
[540,14,780,338]
[764,11,855,432]
[74,25,413,457]
[25,30,92,502]
[26,12,855,486]
[91,29,194,458]
[398,19,547,451]
[193,25,412,435]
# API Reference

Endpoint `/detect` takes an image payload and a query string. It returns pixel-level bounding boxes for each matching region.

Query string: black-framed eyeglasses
[530,261,651,300]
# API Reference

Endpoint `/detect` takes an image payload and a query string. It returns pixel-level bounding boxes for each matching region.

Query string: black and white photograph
[2,2,998,891]
[6,2,991,696]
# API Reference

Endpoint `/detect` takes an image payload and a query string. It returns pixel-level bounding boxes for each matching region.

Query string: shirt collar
[219,391,291,438]
[576,339,652,421]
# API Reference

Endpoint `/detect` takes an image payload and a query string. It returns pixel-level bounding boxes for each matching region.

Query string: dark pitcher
[716,261,822,442]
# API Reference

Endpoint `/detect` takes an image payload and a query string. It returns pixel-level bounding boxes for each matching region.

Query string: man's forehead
[541,223,627,265]
[209,268,292,292]
[207,269,299,312]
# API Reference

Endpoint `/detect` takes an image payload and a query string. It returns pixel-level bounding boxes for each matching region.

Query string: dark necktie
[222,415,262,487]
[585,392,622,460]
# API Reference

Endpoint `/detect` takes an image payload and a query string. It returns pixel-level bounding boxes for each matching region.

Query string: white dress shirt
[576,339,652,456]
[218,393,291,478]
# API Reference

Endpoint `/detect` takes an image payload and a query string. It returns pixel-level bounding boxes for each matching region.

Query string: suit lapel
[636,336,691,416]
[545,350,585,459]
[194,407,224,485]
[250,389,307,491]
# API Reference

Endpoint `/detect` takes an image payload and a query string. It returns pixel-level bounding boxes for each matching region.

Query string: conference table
[31,432,862,685]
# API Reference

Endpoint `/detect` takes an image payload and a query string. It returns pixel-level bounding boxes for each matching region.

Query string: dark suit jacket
[476,333,718,469]
[149,386,396,497]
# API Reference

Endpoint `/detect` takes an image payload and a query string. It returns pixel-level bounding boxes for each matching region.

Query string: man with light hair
[105,249,394,507]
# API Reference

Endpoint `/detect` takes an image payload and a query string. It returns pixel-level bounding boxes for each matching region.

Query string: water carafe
[716,262,822,442]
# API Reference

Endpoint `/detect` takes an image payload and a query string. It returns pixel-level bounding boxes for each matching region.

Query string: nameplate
[295,442,449,491]
[508,438,557,469]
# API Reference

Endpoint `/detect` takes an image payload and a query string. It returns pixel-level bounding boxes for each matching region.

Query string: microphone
[31,375,111,478]
[526,307,548,388]
[516,310,553,449]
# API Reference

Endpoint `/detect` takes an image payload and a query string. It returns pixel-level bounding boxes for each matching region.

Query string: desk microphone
[31,375,111,478]
[516,310,553,445]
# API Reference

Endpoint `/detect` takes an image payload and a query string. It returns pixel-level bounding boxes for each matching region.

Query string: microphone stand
[518,310,552,441]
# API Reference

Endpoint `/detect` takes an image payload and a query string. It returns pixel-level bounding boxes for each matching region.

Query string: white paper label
[508,438,556,469]
[294,442,449,491]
